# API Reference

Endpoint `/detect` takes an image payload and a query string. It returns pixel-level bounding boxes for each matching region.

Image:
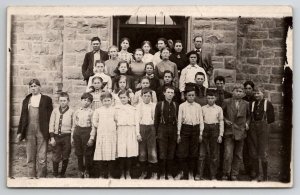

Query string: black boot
[250,159,259,180]
[179,159,188,180]
[195,160,205,180]
[262,161,268,181]
[144,163,153,179]
[159,160,166,179]
[60,159,69,178]
[53,162,59,177]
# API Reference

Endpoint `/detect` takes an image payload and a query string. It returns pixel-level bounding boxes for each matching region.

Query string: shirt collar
[187,64,200,69]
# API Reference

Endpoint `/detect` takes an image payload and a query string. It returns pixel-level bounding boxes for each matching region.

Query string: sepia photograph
[6,6,293,188]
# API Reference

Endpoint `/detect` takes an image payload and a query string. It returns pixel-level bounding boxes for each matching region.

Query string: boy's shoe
[84,171,90,178]
[231,175,238,181]
[140,172,147,179]
[152,172,158,180]
[221,175,229,181]
[211,176,217,181]
[78,172,84,178]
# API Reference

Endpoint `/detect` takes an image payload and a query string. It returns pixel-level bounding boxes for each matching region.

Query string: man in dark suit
[81,37,109,83]
[187,35,213,78]
[17,79,53,178]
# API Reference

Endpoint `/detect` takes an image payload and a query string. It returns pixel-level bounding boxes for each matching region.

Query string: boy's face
[59,97,69,108]
[141,79,150,88]
[207,95,216,106]
[109,48,118,58]
[29,83,41,95]
[157,40,166,51]
[142,43,150,53]
[163,88,175,101]
[185,91,196,103]
[94,63,105,73]
[215,80,224,90]
[254,90,264,101]
[163,73,173,84]
[174,43,183,53]
[91,40,100,52]
[102,97,112,107]
[145,65,154,75]
[81,98,91,108]
[142,92,152,104]
[134,50,143,62]
[121,40,129,50]
[195,75,205,86]
[245,84,253,96]
[93,78,103,90]
[189,54,197,65]
[232,88,244,99]
[118,79,127,89]
[119,63,128,74]
[119,94,129,105]
[161,49,170,60]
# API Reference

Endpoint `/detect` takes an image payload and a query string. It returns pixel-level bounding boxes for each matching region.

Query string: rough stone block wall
[237,17,286,136]
[10,15,112,128]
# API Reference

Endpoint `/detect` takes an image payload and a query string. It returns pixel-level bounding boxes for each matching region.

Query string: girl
[169,40,188,75]
[86,60,112,92]
[118,37,133,64]
[113,60,135,92]
[130,48,146,89]
[112,75,134,106]
[105,45,120,78]
[144,62,160,92]
[90,76,104,110]
[154,47,179,88]
[133,76,157,106]
[141,41,154,63]
[88,92,117,179]
[115,90,140,179]
[153,38,168,66]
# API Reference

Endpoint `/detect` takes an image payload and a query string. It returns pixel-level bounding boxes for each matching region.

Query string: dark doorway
[113,16,189,53]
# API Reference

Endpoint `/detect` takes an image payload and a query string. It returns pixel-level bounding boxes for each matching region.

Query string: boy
[196,90,224,180]
[133,76,157,106]
[73,92,94,178]
[154,85,179,179]
[248,85,275,181]
[49,92,74,178]
[177,85,204,180]
[222,83,250,181]
[194,72,208,106]
[214,76,232,106]
[136,88,158,179]
[17,79,53,178]
[156,70,181,103]
[179,51,208,102]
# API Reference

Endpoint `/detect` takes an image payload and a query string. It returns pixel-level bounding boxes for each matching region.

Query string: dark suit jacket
[222,98,250,140]
[17,94,53,141]
[82,50,109,81]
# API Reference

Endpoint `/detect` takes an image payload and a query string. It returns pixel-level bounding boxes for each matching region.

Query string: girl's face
[163,73,173,84]
[141,79,150,89]
[161,49,170,60]
[93,78,103,90]
[174,43,183,53]
[118,78,127,89]
[189,54,198,65]
[134,50,143,62]
[157,40,166,51]
[109,47,118,59]
[119,93,129,105]
[118,63,128,74]
[142,43,151,53]
[94,63,105,73]
[102,97,112,107]
[145,65,154,75]
[121,40,129,50]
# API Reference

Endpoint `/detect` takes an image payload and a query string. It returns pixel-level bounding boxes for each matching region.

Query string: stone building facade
[10,15,287,140]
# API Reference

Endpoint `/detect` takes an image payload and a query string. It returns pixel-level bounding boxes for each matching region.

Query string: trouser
[223,135,244,177]
[157,124,177,160]
[26,105,47,178]
[139,125,158,163]
[199,124,220,178]
[52,134,71,162]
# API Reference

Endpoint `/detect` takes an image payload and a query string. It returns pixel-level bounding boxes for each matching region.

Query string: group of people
[16,35,275,182]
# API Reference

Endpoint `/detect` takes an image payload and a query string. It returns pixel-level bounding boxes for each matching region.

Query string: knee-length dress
[115,104,139,158]
[92,106,117,161]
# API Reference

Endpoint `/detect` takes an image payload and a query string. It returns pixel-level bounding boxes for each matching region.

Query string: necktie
[58,106,69,135]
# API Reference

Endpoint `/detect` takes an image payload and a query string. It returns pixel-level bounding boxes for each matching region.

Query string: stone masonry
[10,16,286,138]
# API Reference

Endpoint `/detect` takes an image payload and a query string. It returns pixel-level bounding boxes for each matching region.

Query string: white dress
[115,104,139,157]
[92,106,117,161]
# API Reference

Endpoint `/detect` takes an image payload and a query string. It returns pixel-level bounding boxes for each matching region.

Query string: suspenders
[160,101,177,124]
[251,99,267,121]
